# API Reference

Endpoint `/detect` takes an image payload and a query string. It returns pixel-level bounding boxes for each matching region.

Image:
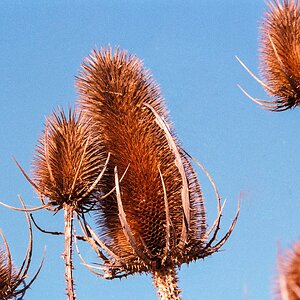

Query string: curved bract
[77,47,239,298]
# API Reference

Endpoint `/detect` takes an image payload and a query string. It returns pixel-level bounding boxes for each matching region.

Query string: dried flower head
[0,212,42,300]
[258,0,300,111]
[77,47,239,299]
[0,244,23,300]
[277,243,300,300]
[237,0,300,111]
[10,107,108,300]
[31,107,106,212]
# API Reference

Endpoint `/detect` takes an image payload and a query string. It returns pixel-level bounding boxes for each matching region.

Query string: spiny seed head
[77,47,208,276]
[0,226,41,300]
[259,0,300,110]
[0,247,19,299]
[31,107,105,211]
[277,243,300,300]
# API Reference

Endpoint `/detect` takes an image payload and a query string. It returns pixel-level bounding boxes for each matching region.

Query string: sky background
[0,1,299,299]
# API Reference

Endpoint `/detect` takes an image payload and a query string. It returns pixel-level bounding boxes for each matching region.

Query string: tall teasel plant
[76,47,239,299]
[238,0,300,111]
[3,108,109,300]
[276,243,300,300]
[0,207,43,299]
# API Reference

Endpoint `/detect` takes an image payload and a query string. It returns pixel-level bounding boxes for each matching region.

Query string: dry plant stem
[152,268,182,300]
[64,203,75,300]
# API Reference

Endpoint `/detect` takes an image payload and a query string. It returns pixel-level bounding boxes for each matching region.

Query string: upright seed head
[259,0,300,110]
[76,47,237,282]
[31,107,105,212]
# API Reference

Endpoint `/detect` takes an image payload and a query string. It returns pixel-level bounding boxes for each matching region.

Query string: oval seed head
[77,47,207,275]
[31,108,105,211]
[277,243,300,300]
[259,0,300,110]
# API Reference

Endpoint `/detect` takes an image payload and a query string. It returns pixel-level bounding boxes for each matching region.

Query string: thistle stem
[152,268,182,300]
[63,204,75,300]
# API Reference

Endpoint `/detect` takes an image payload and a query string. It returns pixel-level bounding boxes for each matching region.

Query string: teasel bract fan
[77,47,239,300]
[277,243,300,300]
[238,0,300,111]
[3,108,109,300]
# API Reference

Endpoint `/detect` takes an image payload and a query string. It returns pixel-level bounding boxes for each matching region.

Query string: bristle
[31,107,105,211]
[76,47,206,270]
[259,0,300,110]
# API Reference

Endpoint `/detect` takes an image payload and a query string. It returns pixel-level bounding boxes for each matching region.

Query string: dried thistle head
[0,213,43,300]
[76,47,239,289]
[31,107,106,212]
[0,245,20,299]
[277,243,300,300]
[259,0,300,111]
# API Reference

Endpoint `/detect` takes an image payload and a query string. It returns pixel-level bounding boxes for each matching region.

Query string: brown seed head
[0,247,19,299]
[0,222,42,300]
[76,47,232,278]
[277,243,300,299]
[31,108,105,212]
[259,0,300,110]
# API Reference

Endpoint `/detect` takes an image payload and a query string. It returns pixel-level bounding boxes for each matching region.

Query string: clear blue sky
[0,1,299,299]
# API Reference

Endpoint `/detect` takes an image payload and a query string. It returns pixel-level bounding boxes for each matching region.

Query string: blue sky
[0,1,299,299]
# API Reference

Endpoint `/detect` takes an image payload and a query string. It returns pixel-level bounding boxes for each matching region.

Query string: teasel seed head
[0,209,43,299]
[259,0,300,111]
[77,47,206,269]
[0,245,19,299]
[277,243,300,300]
[31,107,106,213]
[76,47,239,293]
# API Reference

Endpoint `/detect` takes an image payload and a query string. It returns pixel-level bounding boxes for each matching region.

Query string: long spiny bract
[77,47,239,299]
[277,243,300,300]
[259,0,300,110]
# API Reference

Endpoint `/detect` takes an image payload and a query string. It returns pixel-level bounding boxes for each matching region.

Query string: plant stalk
[152,268,182,300]
[63,203,75,300]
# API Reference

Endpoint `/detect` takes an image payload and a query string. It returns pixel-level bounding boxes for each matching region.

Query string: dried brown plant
[76,47,239,299]
[0,210,43,299]
[276,243,300,300]
[4,108,108,300]
[238,0,300,111]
